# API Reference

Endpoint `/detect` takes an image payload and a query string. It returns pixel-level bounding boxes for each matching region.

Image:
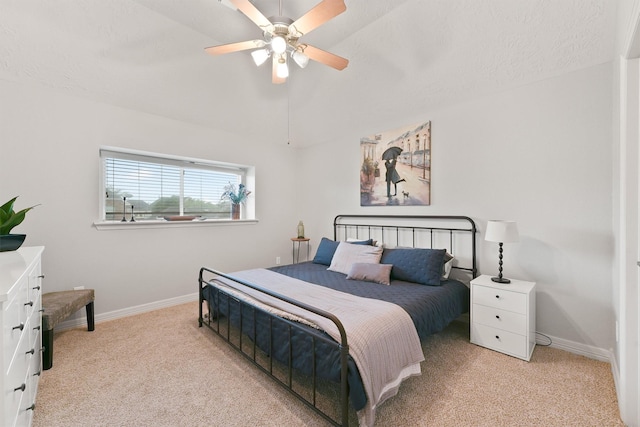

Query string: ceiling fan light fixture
[271,36,287,54]
[251,48,270,66]
[276,57,289,78]
[207,0,348,83]
[292,50,309,69]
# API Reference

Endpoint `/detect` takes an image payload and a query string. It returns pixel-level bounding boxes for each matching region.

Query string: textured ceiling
[0,0,618,147]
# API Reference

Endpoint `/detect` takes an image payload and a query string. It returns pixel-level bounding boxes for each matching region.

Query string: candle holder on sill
[130,205,135,222]
[121,197,127,222]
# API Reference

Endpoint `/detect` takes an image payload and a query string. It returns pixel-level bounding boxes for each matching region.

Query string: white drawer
[27,263,42,301]
[473,285,527,314]
[472,304,527,335]
[471,323,527,359]
[15,398,35,427]
[0,246,44,427]
[3,296,26,368]
[4,386,24,427]
[25,267,42,320]
[4,326,30,425]
[29,328,42,381]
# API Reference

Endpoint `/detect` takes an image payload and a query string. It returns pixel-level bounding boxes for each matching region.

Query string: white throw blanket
[211,268,425,426]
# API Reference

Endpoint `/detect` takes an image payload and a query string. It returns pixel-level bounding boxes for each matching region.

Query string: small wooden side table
[291,237,310,264]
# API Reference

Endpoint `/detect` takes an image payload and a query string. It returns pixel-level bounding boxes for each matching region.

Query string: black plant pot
[0,234,26,252]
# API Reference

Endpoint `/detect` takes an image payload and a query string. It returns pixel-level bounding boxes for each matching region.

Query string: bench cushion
[42,289,95,331]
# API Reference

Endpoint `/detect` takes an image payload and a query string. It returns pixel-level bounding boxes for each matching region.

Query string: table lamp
[485,220,519,283]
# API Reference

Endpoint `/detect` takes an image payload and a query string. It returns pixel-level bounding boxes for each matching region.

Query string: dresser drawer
[473,285,527,314]
[28,327,42,381]
[472,304,527,335]
[25,265,42,321]
[5,326,31,426]
[1,246,44,427]
[3,293,28,370]
[471,323,527,359]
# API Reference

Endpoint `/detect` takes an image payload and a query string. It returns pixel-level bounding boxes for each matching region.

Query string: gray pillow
[347,263,393,285]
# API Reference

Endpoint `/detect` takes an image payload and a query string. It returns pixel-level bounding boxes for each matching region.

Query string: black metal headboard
[333,214,478,279]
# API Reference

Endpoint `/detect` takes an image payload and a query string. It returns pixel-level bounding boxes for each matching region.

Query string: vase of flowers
[220,182,251,220]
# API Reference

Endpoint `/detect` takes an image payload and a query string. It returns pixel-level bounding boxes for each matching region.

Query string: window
[99,147,254,222]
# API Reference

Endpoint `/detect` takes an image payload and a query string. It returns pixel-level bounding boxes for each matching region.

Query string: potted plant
[220,183,251,220]
[0,196,38,252]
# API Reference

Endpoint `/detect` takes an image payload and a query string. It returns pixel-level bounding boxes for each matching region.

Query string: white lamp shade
[251,49,270,66]
[276,59,289,78]
[292,50,309,68]
[485,220,519,243]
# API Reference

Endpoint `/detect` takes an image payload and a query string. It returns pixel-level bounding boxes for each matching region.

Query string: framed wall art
[360,120,431,206]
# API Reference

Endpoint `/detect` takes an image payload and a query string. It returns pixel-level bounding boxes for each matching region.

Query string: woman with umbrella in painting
[382,146,405,197]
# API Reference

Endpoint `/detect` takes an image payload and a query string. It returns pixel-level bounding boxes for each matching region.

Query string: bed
[198,215,477,426]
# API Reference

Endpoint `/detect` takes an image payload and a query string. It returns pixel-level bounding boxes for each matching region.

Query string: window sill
[93,218,258,230]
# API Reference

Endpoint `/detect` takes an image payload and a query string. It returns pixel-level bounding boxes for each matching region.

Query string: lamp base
[491,276,511,284]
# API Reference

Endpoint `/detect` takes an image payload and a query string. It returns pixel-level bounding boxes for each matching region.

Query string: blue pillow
[313,238,339,265]
[380,247,446,286]
[312,238,374,266]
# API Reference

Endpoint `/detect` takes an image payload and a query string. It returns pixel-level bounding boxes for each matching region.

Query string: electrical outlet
[73,286,85,290]
[276,257,281,265]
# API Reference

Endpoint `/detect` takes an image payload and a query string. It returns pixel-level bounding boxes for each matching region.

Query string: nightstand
[290,237,310,264]
[470,274,536,361]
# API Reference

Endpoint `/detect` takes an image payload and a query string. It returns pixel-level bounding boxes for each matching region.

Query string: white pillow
[328,241,383,275]
[442,253,454,279]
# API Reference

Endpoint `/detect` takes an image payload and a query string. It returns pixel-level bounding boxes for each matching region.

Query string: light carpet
[33,302,624,426]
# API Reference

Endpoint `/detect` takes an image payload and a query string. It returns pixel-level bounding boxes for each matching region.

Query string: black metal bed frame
[198,214,477,426]
[333,215,478,279]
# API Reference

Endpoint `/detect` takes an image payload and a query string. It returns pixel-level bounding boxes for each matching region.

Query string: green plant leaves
[0,196,37,235]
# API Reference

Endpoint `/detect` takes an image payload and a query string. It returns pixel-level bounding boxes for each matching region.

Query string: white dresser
[470,274,536,361]
[1,246,44,427]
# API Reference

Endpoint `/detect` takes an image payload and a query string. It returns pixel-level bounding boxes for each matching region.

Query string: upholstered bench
[41,289,95,370]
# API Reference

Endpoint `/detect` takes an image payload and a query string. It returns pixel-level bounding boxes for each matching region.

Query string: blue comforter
[203,262,469,411]
[270,262,470,340]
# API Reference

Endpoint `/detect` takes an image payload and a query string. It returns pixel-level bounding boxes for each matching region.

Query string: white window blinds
[101,148,249,221]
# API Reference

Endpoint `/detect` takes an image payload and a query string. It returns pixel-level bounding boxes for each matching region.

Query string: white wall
[0,53,618,355]
[297,63,615,353]
[0,79,300,315]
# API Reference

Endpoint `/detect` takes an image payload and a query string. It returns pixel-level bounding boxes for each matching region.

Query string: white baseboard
[54,292,199,332]
[610,352,622,407]
[536,333,613,362]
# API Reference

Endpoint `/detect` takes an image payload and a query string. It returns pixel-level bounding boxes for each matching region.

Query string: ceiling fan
[205,0,349,84]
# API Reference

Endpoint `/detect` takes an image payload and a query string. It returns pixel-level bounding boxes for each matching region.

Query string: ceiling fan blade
[230,0,274,33]
[289,0,346,36]
[303,45,348,70]
[204,40,265,56]
[272,56,286,84]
